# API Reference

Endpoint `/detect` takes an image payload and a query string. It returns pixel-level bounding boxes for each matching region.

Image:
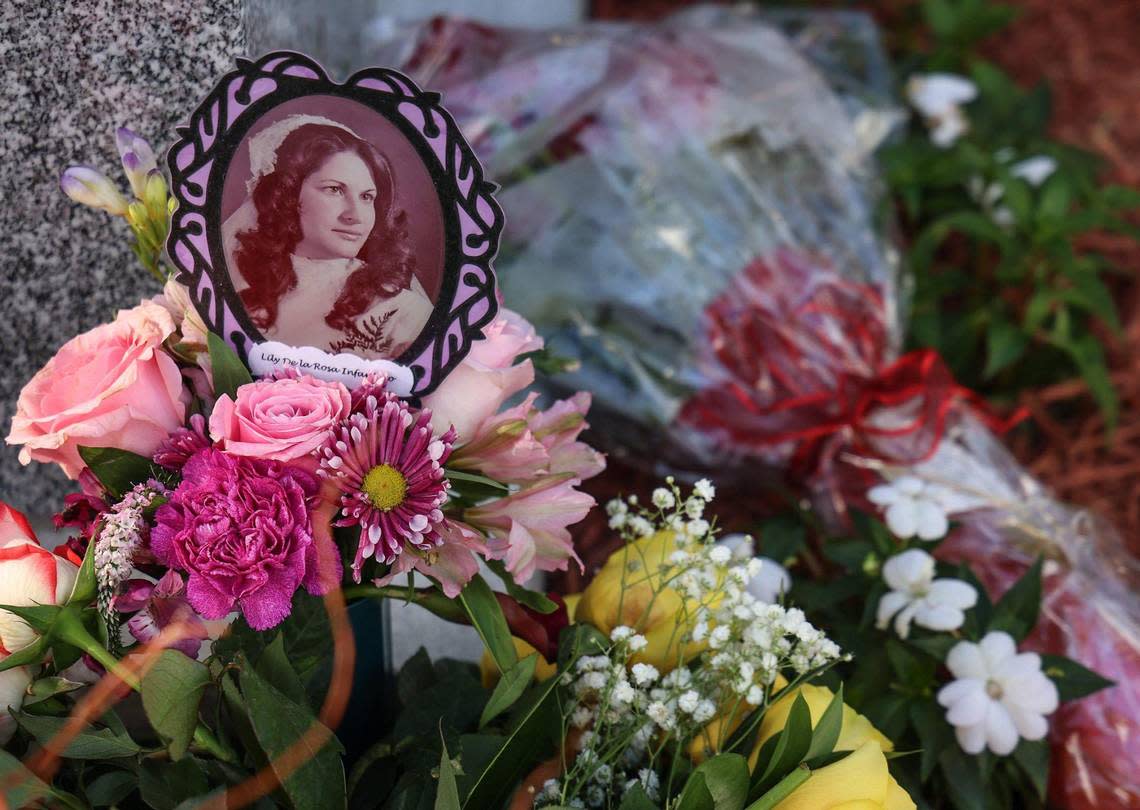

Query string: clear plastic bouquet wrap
[368,10,1140,806]
[369,5,905,478]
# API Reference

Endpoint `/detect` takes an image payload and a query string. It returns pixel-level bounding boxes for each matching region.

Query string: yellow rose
[772,740,915,810]
[575,531,710,672]
[480,594,581,689]
[750,684,893,769]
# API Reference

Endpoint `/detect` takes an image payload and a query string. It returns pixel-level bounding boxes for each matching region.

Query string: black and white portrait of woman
[221,107,444,360]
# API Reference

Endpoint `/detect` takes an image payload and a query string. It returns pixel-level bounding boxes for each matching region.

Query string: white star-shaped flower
[867,475,951,540]
[876,549,977,638]
[937,631,1059,756]
[906,73,978,148]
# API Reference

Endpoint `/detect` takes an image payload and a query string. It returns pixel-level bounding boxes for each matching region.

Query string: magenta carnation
[150,449,334,630]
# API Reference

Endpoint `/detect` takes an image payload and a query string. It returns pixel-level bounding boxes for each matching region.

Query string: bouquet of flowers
[0,128,603,809]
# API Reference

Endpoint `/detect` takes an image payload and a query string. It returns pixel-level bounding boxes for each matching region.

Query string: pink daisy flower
[318,393,456,580]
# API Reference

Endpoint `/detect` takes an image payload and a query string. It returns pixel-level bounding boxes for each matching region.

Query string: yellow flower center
[361,464,407,511]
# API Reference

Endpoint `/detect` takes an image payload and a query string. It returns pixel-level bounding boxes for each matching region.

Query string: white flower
[610,626,634,642]
[708,545,731,565]
[867,475,951,540]
[877,549,977,638]
[631,663,659,686]
[906,73,978,148]
[628,634,648,652]
[1011,155,1058,186]
[749,557,792,604]
[937,632,1059,755]
[973,155,1059,226]
[693,479,716,501]
[652,488,675,509]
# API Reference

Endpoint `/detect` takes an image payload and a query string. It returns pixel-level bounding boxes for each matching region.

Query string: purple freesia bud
[115,127,157,198]
[60,166,129,216]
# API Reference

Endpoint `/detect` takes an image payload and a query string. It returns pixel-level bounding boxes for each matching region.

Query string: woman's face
[294,150,378,261]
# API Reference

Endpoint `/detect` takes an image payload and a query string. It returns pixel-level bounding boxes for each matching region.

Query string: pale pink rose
[421,308,543,441]
[451,392,606,484]
[7,301,186,479]
[0,503,79,657]
[375,519,489,598]
[465,475,594,582]
[209,375,350,471]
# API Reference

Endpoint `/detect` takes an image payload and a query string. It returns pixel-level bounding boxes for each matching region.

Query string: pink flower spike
[319,393,456,580]
[466,474,594,582]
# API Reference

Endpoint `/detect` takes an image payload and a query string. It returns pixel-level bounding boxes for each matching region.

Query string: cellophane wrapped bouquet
[367,8,1136,810]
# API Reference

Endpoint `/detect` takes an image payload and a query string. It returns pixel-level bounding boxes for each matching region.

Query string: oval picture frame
[166,51,502,397]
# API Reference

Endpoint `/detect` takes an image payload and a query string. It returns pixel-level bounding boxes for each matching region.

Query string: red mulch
[574,0,1140,566]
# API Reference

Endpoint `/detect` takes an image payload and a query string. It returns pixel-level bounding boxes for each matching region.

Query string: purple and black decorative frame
[165,51,502,397]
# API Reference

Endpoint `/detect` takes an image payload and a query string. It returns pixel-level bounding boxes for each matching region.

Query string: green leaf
[69,538,98,606]
[255,634,308,706]
[1012,739,1050,801]
[1040,654,1115,701]
[1059,334,1118,432]
[0,749,55,807]
[678,754,749,810]
[910,699,954,780]
[141,650,210,760]
[208,331,253,400]
[619,784,659,810]
[886,640,936,689]
[987,557,1043,641]
[743,765,811,810]
[435,732,462,810]
[0,603,61,633]
[757,514,806,563]
[480,653,538,728]
[1037,174,1072,223]
[239,654,347,810]
[457,574,518,674]
[85,769,137,806]
[804,684,844,761]
[462,676,560,809]
[139,758,210,810]
[397,647,437,706]
[443,469,509,492]
[77,446,155,499]
[983,320,1028,379]
[939,746,986,810]
[906,634,957,663]
[750,693,813,799]
[485,559,557,614]
[24,676,86,707]
[16,713,141,759]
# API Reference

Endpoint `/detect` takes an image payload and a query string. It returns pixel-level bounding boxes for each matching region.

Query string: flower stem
[744,765,811,810]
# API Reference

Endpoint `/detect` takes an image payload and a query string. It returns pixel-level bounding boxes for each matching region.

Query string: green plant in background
[880,0,1140,428]
[764,508,1112,810]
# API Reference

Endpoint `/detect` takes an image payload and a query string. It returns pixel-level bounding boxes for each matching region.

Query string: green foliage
[141,650,211,760]
[457,573,518,675]
[207,331,254,400]
[883,0,1138,428]
[479,653,538,728]
[77,445,158,498]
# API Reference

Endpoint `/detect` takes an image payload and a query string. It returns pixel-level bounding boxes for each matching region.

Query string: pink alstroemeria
[421,308,543,441]
[374,520,489,598]
[116,571,208,659]
[526,392,605,480]
[451,392,606,485]
[466,475,594,582]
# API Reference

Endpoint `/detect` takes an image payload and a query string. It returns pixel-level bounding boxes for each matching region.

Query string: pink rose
[209,375,350,470]
[421,308,544,441]
[7,301,187,479]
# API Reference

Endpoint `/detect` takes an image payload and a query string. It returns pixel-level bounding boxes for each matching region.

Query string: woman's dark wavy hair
[234,123,416,332]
